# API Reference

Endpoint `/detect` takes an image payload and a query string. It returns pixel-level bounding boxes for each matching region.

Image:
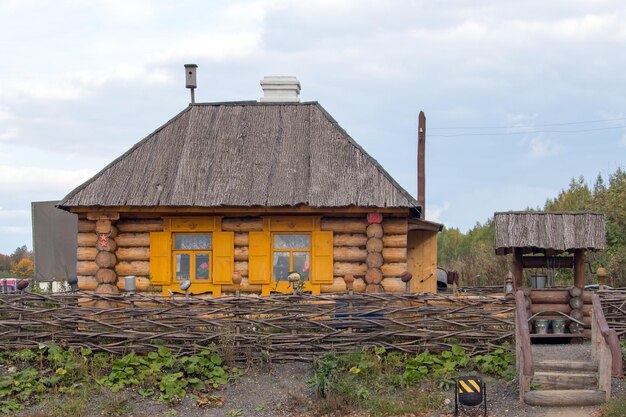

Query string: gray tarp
[31,201,77,282]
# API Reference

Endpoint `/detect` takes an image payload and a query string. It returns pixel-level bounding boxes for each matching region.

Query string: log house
[59,77,441,297]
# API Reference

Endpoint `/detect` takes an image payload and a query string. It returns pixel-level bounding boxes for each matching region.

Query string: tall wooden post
[574,249,585,289]
[512,248,523,290]
[417,111,426,219]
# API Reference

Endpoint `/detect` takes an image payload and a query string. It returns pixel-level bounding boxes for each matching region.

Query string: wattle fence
[0,291,515,361]
[1,289,624,361]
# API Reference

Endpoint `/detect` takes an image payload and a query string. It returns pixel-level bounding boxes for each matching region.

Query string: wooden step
[524,389,606,406]
[534,359,597,373]
[532,371,598,390]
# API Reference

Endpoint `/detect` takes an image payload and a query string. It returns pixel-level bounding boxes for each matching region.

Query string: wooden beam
[574,249,585,289]
[522,255,574,269]
[512,248,523,289]
[68,205,411,215]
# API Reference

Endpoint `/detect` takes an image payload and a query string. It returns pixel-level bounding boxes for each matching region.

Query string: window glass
[196,253,210,280]
[273,234,310,249]
[175,254,190,280]
[175,233,212,250]
[293,252,310,281]
[273,252,290,281]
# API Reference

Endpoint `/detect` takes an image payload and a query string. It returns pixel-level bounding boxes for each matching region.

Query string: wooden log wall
[527,288,593,331]
[321,216,409,294]
[76,217,162,294]
[78,214,412,295]
[114,219,162,291]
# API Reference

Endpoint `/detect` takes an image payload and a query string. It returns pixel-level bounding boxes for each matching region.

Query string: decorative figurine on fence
[287,271,305,295]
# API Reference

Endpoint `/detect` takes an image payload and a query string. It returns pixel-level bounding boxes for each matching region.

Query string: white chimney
[260,76,301,102]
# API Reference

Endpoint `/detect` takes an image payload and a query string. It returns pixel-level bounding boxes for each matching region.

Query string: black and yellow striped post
[454,376,486,416]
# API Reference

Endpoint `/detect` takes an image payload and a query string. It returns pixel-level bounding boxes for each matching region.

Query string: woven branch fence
[0,291,516,361]
[600,290,626,338]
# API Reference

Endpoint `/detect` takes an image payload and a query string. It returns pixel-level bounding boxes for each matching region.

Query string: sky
[1,0,625,255]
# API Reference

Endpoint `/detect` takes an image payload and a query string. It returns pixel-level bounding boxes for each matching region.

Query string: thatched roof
[59,102,419,210]
[494,211,606,254]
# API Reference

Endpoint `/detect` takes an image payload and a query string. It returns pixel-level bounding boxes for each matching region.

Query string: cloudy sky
[1,0,625,255]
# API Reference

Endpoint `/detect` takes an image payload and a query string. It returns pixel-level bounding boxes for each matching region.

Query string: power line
[429,117,626,130]
[429,125,626,138]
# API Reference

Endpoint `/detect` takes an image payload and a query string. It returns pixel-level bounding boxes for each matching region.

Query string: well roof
[494,211,606,254]
[59,102,419,210]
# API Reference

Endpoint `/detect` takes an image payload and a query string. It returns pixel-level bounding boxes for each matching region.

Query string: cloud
[151,33,262,63]
[0,78,87,103]
[0,208,30,220]
[620,135,626,147]
[73,64,170,88]
[0,166,94,194]
[427,202,449,225]
[527,137,564,158]
[0,128,18,141]
[0,226,30,234]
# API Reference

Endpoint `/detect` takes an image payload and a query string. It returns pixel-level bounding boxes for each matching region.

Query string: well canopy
[494,211,606,255]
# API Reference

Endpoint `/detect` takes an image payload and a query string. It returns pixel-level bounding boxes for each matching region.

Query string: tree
[0,254,11,271]
[11,258,34,279]
[437,167,626,287]
[10,245,32,264]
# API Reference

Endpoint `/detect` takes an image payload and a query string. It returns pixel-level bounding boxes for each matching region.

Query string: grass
[311,348,446,416]
[601,398,626,417]
[310,345,514,416]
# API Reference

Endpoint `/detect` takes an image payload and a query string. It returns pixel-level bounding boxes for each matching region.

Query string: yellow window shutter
[248,231,271,284]
[311,230,333,284]
[149,231,172,285]
[212,231,234,284]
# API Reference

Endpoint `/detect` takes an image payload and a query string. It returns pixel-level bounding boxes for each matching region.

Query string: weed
[99,390,133,416]
[473,347,515,380]
[226,409,244,417]
[311,344,514,416]
[0,343,235,413]
[255,404,269,412]
[601,397,626,417]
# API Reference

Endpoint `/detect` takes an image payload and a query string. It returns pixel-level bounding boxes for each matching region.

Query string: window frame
[172,232,213,283]
[271,232,311,282]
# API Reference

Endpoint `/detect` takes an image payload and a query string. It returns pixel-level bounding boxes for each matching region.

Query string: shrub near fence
[0,291,515,360]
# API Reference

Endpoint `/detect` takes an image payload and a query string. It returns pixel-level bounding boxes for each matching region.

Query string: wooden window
[272,234,311,281]
[173,233,212,282]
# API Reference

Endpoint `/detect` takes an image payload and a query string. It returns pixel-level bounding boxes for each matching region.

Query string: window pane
[174,233,212,250]
[293,252,310,281]
[273,252,290,281]
[195,254,210,280]
[273,234,310,249]
[175,254,190,280]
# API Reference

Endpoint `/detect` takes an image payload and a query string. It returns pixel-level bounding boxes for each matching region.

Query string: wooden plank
[532,371,597,390]
[524,390,606,406]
